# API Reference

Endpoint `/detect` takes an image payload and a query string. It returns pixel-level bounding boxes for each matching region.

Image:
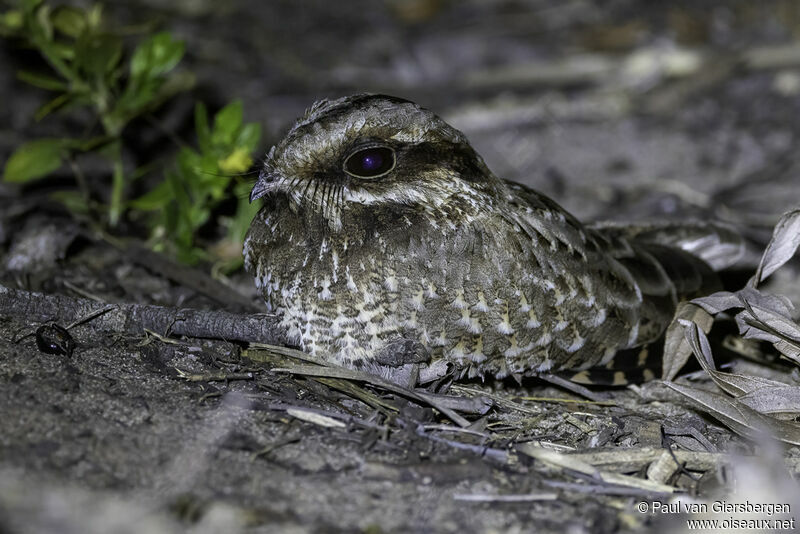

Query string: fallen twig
[0,284,285,345]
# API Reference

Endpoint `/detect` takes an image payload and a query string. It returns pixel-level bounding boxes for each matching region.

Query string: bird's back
[446,182,743,379]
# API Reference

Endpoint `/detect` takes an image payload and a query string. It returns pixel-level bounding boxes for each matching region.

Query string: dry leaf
[662,302,714,380]
[737,386,800,418]
[753,207,800,284]
[665,382,800,446]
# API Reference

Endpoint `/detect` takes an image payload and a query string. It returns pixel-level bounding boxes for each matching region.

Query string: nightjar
[244,94,742,384]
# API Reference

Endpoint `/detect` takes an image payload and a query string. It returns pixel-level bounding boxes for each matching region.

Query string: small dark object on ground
[35,323,76,357]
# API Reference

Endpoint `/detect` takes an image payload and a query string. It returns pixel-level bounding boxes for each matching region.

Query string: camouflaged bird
[244,94,742,385]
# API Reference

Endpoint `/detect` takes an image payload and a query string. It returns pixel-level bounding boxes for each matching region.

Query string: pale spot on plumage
[360,285,376,305]
[588,308,607,327]
[503,334,522,358]
[384,274,398,291]
[410,289,424,310]
[425,283,438,299]
[433,330,448,347]
[450,340,468,361]
[535,330,552,347]
[457,309,482,334]
[496,308,514,335]
[470,336,486,362]
[472,292,489,313]
[331,250,339,282]
[318,276,333,300]
[345,267,358,292]
[418,328,431,345]
[451,290,467,309]
[565,331,586,353]
[526,308,541,328]
[404,310,418,329]
[553,288,565,305]
[364,322,382,336]
[554,320,569,332]
[518,292,530,313]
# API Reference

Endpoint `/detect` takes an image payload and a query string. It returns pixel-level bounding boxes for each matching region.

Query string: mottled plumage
[244,94,742,383]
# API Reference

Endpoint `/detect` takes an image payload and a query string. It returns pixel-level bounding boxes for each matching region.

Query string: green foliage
[1,1,263,269]
[0,1,192,226]
[3,138,65,182]
[131,101,261,266]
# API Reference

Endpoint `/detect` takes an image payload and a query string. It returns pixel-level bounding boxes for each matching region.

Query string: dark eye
[343,146,395,178]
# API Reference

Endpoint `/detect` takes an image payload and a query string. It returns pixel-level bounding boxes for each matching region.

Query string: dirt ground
[2,1,800,533]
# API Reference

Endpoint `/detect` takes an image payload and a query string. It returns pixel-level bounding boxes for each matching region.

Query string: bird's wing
[588,220,744,271]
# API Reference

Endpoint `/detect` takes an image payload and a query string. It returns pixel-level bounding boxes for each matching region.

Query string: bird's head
[250,94,497,230]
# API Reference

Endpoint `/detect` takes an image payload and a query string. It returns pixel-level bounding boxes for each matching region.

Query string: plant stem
[108,142,124,227]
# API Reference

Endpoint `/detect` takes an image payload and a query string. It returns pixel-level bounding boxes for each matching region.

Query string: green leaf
[20,0,45,13]
[51,5,85,38]
[115,69,193,125]
[144,70,195,110]
[34,3,53,41]
[235,122,261,153]
[34,92,74,120]
[85,4,102,29]
[50,190,90,216]
[218,147,253,174]
[130,180,171,211]
[211,100,243,146]
[45,41,76,60]
[229,181,261,241]
[130,32,184,80]
[17,70,68,90]
[3,138,64,182]
[0,10,24,31]
[194,102,211,152]
[76,33,122,75]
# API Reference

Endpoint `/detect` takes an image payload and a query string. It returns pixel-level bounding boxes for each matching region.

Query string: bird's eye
[343,146,395,178]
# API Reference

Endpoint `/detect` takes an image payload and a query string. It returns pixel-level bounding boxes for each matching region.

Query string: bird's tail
[590,220,744,349]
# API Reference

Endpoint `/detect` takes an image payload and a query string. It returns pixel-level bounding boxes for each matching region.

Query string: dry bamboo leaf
[665,382,800,446]
[662,302,714,380]
[691,290,742,314]
[452,493,558,503]
[738,298,800,341]
[272,363,472,427]
[706,370,788,397]
[753,207,800,284]
[734,293,800,363]
[517,443,600,476]
[570,448,800,474]
[681,320,791,398]
[684,320,715,368]
[517,444,676,493]
[774,339,800,361]
[569,448,716,472]
[646,450,682,484]
[286,408,347,429]
[691,287,800,364]
[737,386,800,418]
[738,286,797,315]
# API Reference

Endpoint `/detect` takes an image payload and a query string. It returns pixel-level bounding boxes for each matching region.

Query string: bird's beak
[249,169,280,202]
